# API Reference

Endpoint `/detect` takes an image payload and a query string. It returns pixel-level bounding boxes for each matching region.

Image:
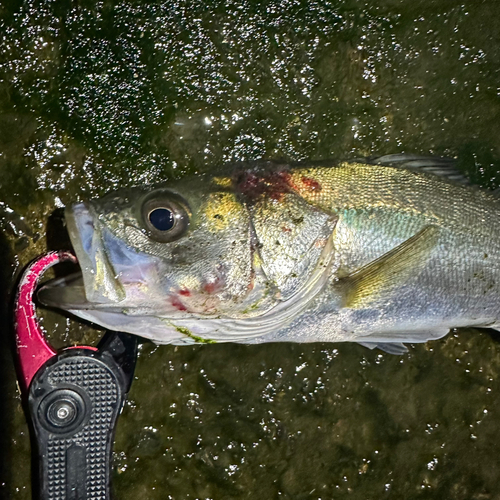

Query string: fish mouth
[39,203,129,310]
[38,272,104,309]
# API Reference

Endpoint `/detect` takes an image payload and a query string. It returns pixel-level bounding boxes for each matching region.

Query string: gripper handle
[28,346,131,500]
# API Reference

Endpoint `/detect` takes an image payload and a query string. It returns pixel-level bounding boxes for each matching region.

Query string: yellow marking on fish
[94,250,126,301]
[290,163,440,218]
[212,176,232,188]
[178,276,201,293]
[94,253,106,287]
[203,193,245,232]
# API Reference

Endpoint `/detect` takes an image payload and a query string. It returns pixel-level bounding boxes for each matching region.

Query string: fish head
[41,174,262,320]
[40,163,338,342]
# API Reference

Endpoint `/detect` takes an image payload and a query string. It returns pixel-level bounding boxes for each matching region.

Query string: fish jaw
[42,202,180,316]
[66,202,126,305]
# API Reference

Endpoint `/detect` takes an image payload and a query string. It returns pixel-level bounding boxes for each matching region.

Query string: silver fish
[40,155,500,353]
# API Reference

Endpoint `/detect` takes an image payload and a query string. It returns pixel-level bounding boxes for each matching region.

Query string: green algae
[171,322,217,345]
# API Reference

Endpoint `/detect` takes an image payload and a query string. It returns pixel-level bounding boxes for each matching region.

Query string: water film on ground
[1,1,500,498]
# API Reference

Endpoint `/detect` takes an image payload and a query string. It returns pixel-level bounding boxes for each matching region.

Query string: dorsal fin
[366,154,471,185]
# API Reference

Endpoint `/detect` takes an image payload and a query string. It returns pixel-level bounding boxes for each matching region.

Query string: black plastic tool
[15,251,138,500]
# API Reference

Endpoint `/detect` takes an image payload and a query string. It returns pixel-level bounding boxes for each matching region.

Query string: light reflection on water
[1,0,500,498]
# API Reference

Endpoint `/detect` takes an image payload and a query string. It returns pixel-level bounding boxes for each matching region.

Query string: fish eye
[149,208,175,231]
[141,191,190,242]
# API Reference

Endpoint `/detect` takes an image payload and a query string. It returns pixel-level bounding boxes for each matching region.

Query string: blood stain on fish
[171,297,187,311]
[301,176,322,191]
[235,168,296,201]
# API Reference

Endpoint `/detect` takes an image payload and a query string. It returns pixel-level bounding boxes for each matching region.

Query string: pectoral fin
[339,225,440,308]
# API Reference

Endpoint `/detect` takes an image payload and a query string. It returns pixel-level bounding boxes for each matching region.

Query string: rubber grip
[28,349,128,500]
